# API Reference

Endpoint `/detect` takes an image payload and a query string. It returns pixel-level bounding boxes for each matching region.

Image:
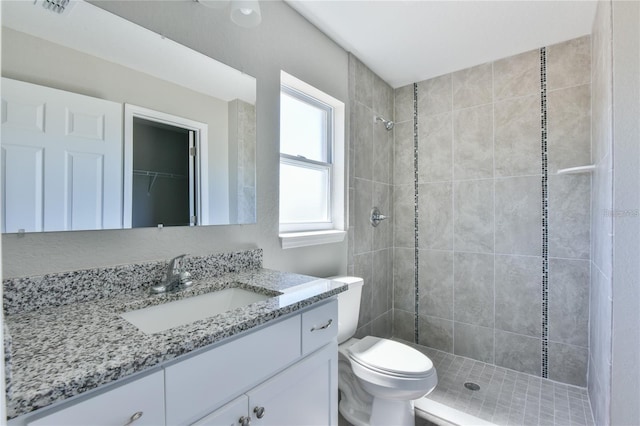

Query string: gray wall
[1,1,349,278]
[609,1,640,425]
[347,54,394,339]
[392,36,592,387]
[589,0,613,423]
[589,3,640,424]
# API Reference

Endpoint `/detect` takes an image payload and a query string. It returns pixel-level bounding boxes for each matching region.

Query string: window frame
[278,71,346,248]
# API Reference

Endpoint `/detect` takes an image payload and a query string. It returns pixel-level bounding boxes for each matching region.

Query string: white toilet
[332,276,438,426]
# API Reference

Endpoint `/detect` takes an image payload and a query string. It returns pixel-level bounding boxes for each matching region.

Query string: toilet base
[370,397,415,426]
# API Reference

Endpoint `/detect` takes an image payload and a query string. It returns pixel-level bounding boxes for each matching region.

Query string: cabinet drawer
[301,299,338,355]
[165,315,301,425]
[28,371,164,426]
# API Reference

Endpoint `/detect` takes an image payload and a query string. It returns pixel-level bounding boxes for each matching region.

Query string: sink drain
[464,382,480,391]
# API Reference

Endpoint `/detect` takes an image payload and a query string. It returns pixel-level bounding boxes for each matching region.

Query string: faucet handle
[168,254,188,272]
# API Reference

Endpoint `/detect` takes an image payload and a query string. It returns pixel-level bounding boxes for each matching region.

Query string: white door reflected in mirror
[0,0,257,232]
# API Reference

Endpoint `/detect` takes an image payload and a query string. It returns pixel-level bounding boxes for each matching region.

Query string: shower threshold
[398,341,595,426]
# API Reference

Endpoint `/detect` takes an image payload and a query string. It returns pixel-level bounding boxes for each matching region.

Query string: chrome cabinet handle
[253,406,265,419]
[310,318,333,332]
[239,416,251,426]
[123,411,143,426]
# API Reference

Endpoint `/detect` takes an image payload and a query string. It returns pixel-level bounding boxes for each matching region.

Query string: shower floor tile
[403,341,595,426]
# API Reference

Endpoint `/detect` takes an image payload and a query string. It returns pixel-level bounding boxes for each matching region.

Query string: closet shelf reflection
[133,169,187,193]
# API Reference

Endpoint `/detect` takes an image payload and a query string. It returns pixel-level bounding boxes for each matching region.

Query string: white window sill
[279,230,347,249]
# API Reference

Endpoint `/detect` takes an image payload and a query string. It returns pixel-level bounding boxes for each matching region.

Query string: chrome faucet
[151,254,192,294]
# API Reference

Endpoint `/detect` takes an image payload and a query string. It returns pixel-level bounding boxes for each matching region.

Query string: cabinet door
[27,371,164,426]
[247,343,337,426]
[192,395,248,426]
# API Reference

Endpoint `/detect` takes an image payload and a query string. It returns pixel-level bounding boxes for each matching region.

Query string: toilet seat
[347,336,434,378]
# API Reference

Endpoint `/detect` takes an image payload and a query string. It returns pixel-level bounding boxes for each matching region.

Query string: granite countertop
[4,268,346,419]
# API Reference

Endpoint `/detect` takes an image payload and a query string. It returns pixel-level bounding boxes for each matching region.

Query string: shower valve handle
[370,207,389,227]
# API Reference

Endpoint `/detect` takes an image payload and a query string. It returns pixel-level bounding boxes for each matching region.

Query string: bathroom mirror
[0,0,257,233]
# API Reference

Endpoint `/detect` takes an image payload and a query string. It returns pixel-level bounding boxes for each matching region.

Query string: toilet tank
[329,276,365,344]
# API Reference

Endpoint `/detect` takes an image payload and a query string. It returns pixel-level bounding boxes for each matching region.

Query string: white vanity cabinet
[194,344,336,426]
[11,299,338,426]
[169,299,338,425]
[26,370,165,426]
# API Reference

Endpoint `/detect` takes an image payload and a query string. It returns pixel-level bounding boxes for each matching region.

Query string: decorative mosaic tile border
[413,82,420,344]
[540,47,550,378]
[3,249,263,316]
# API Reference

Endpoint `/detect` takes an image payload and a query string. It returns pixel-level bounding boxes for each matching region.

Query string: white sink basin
[121,287,272,334]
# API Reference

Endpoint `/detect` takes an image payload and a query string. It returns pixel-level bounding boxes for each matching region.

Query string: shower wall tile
[371,310,393,339]
[453,104,494,180]
[393,248,415,311]
[548,258,589,348]
[418,182,453,250]
[418,249,453,320]
[592,160,613,277]
[590,265,612,371]
[495,255,542,337]
[589,265,612,426]
[373,182,392,250]
[547,84,591,174]
[547,35,591,91]
[354,322,371,340]
[393,309,415,342]
[452,62,493,109]
[548,341,588,387]
[495,176,541,256]
[349,54,395,341]
[349,183,355,229]
[351,54,373,107]
[394,83,414,123]
[393,184,415,248]
[372,249,392,319]
[373,73,393,120]
[454,179,494,253]
[494,94,541,177]
[454,322,494,364]
[354,252,373,326]
[419,315,453,352]
[494,49,540,100]
[353,101,374,180]
[495,330,541,377]
[453,252,494,328]
[354,178,373,254]
[548,174,591,260]
[418,112,453,183]
[348,145,355,189]
[373,122,392,184]
[393,121,414,185]
[418,74,452,117]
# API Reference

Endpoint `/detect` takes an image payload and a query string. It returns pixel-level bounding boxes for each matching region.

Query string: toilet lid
[347,336,434,377]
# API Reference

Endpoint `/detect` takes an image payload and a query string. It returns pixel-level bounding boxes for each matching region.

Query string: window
[279,71,345,248]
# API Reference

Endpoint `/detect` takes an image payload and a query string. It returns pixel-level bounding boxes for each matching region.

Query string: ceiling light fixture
[230,0,261,28]
[196,0,261,28]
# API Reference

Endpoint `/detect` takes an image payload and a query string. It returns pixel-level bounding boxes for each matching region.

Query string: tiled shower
[393,35,592,386]
[347,25,604,426]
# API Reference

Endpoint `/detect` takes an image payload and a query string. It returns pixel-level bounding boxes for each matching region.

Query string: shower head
[375,116,394,131]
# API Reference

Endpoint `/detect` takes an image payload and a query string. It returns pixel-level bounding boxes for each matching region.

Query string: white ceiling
[2,0,256,103]
[286,0,598,88]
